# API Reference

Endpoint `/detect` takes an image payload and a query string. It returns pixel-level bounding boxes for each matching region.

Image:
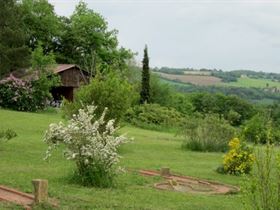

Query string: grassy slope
[220,77,280,88]
[158,73,280,88]
[0,109,243,210]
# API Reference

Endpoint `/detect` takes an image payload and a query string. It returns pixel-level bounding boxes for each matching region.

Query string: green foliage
[150,75,194,115]
[31,74,60,108]
[149,74,172,106]
[174,83,280,104]
[243,144,280,210]
[169,93,194,116]
[125,103,184,130]
[269,103,280,126]
[31,42,56,74]
[0,0,30,78]
[181,115,236,152]
[140,46,150,104]
[211,70,238,82]
[219,138,254,175]
[0,41,59,112]
[20,0,61,51]
[62,72,134,123]
[242,114,279,144]
[190,93,255,126]
[0,129,17,142]
[57,1,132,74]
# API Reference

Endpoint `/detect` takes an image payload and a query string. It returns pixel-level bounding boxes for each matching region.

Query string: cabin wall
[52,67,89,101]
[59,67,88,87]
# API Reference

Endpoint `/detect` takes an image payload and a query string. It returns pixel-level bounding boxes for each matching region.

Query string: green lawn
[0,109,244,210]
[220,77,280,88]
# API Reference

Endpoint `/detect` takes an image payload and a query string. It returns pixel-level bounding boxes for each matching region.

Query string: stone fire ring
[139,169,240,195]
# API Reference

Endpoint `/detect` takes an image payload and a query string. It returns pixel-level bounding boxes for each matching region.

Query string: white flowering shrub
[44,105,127,187]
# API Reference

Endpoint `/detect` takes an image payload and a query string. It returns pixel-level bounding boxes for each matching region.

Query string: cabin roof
[54,64,79,73]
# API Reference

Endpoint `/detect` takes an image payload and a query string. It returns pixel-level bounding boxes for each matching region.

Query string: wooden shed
[51,64,89,101]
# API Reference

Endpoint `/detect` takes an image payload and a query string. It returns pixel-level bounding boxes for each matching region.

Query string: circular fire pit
[139,169,239,195]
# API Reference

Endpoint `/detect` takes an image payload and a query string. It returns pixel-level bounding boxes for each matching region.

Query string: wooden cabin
[51,64,89,101]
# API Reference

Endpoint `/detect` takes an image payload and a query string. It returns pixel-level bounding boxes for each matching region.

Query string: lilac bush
[0,74,57,111]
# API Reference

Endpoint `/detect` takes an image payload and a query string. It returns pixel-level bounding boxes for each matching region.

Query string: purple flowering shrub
[0,74,58,111]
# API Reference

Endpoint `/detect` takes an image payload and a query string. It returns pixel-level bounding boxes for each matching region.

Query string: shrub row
[124,103,185,130]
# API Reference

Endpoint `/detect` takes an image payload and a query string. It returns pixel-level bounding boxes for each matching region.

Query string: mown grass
[0,109,244,210]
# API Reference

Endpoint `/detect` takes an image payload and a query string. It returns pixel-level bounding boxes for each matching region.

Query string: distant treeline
[173,83,280,103]
[154,67,280,83]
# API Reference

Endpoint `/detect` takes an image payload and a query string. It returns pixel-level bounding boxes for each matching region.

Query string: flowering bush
[0,74,59,111]
[44,105,127,187]
[222,138,254,175]
[0,75,34,111]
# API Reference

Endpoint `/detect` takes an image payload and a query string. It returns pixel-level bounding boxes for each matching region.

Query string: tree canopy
[0,0,132,78]
[0,0,30,77]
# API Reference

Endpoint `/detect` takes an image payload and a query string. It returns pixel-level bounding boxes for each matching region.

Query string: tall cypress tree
[140,45,150,104]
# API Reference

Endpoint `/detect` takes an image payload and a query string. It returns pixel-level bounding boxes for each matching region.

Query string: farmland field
[155,72,280,88]
[183,71,211,75]
[0,109,243,210]
[155,72,222,86]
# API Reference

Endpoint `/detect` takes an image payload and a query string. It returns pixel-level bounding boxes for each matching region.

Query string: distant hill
[153,67,280,83]
[152,67,280,104]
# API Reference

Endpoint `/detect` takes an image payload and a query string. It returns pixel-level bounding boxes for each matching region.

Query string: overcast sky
[49,0,280,73]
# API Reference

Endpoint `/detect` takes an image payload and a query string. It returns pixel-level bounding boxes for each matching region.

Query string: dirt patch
[139,170,239,195]
[156,72,222,86]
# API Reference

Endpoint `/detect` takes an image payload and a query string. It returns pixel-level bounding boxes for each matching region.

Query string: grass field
[220,77,280,88]
[155,72,222,86]
[0,109,244,210]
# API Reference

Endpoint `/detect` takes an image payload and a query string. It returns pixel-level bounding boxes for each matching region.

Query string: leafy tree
[30,43,60,109]
[190,93,255,125]
[242,114,280,144]
[62,72,135,124]
[57,2,132,74]
[31,42,56,74]
[150,74,172,106]
[150,75,193,115]
[140,45,150,104]
[20,0,61,52]
[0,0,30,78]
